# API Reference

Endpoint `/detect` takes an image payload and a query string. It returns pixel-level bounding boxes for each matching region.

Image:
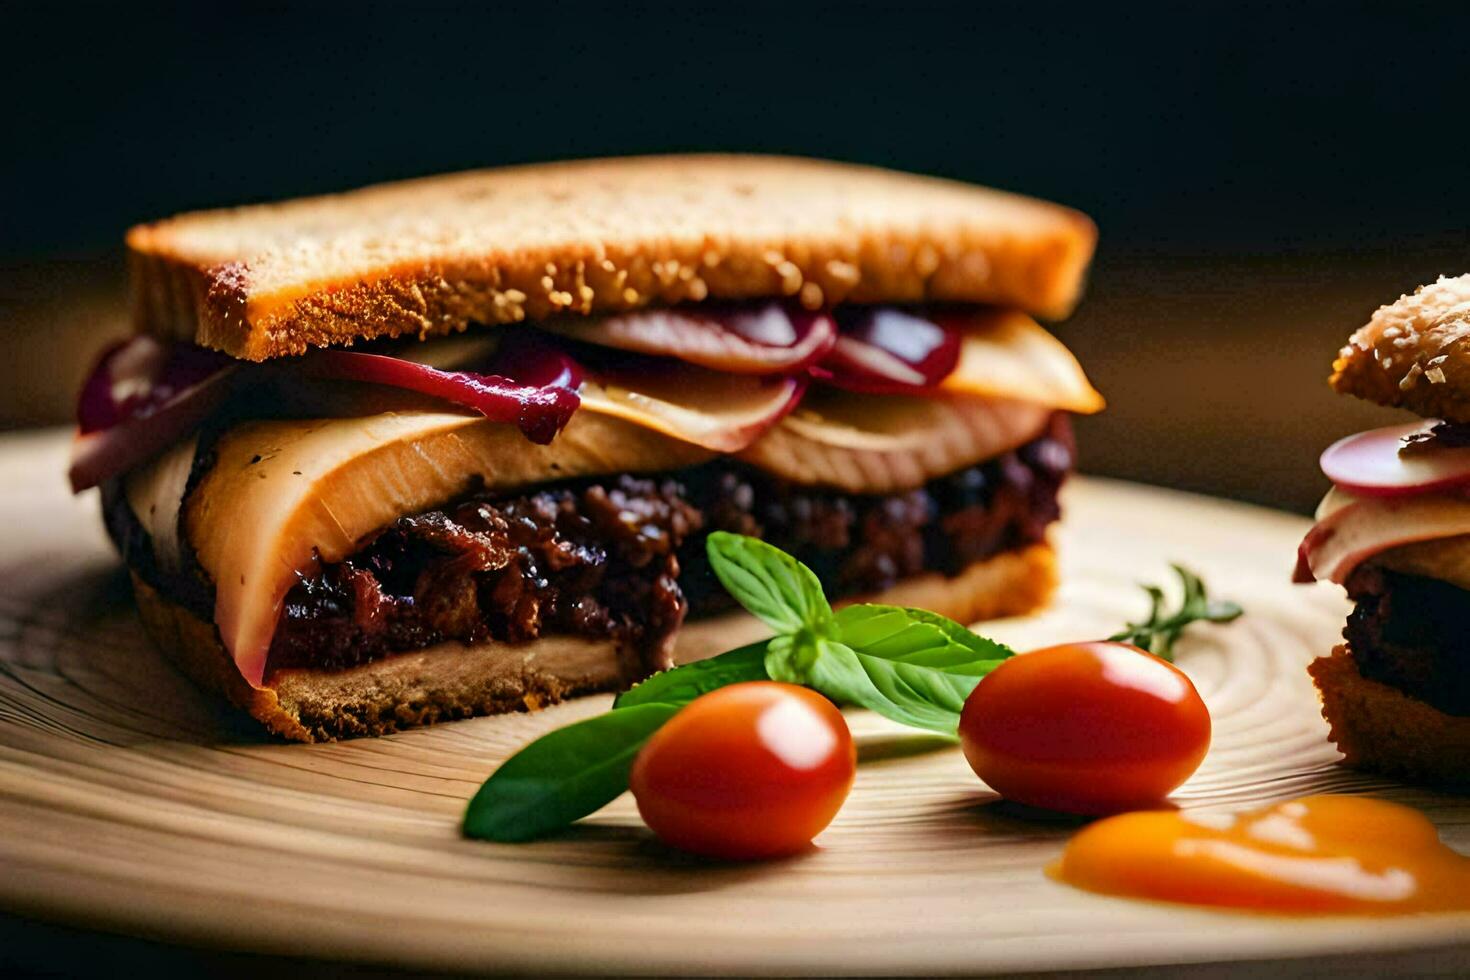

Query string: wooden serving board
[2,429,1467,974]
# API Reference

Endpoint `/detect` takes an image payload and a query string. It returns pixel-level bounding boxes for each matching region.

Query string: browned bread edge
[1308,643,1470,788]
[1329,274,1470,421]
[125,155,1096,360]
[131,543,1056,742]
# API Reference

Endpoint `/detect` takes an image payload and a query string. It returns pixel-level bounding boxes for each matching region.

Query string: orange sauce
[1053,795,1470,915]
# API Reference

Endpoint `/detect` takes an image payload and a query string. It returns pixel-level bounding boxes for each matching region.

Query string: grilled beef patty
[108,416,1072,679]
[1344,565,1470,716]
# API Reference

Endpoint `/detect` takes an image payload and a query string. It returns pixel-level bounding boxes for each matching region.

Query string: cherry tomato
[630,681,856,859]
[959,641,1210,815]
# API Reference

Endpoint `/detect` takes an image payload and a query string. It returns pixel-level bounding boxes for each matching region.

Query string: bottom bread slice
[1308,643,1470,788]
[133,542,1057,742]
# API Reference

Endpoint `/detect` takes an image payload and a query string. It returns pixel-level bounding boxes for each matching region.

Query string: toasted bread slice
[133,543,1057,742]
[126,155,1096,361]
[1330,274,1470,421]
[1309,643,1470,788]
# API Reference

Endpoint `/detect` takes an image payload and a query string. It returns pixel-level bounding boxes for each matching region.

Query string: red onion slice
[298,345,580,445]
[69,373,236,492]
[483,331,584,391]
[69,337,238,491]
[76,336,233,434]
[1320,421,1470,497]
[541,303,837,374]
[817,308,962,394]
[70,334,584,492]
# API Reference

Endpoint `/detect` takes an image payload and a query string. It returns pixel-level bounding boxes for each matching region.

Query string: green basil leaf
[851,650,978,732]
[835,604,1013,675]
[793,636,976,735]
[462,702,679,842]
[705,531,834,635]
[899,606,1015,661]
[762,630,822,685]
[613,641,771,709]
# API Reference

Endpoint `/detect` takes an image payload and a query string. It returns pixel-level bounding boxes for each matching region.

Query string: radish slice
[1294,486,1470,584]
[298,347,579,445]
[1319,421,1470,497]
[579,365,805,453]
[818,308,962,394]
[541,303,837,374]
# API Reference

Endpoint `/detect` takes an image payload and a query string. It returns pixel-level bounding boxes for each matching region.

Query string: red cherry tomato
[630,681,856,859]
[959,641,1211,815]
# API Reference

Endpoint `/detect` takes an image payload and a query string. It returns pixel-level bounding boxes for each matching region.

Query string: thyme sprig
[1108,564,1242,661]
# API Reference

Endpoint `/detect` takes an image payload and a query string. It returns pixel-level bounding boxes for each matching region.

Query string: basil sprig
[462,536,1242,842]
[463,532,1015,841]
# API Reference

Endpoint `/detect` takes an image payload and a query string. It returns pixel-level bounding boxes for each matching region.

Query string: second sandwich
[1296,274,1470,785]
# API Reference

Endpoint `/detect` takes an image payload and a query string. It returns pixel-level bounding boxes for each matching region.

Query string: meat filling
[1344,565,1470,716]
[266,415,1074,677]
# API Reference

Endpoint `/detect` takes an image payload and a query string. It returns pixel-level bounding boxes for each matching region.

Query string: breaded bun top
[126,155,1096,360]
[1332,274,1470,421]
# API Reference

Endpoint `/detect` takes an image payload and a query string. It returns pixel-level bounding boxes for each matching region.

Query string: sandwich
[71,155,1102,742]
[1296,275,1470,785]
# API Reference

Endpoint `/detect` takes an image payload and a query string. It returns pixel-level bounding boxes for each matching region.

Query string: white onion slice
[578,368,804,453]
[738,389,1052,492]
[543,304,837,374]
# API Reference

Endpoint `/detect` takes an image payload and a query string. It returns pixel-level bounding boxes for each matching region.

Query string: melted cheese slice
[1301,486,1470,587]
[124,434,199,576]
[939,311,1103,414]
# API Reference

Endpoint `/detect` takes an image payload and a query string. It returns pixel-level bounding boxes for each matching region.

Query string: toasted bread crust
[131,543,1056,742]
[1330,274,1470,421]
[126,155,1096,361]
[1308,643,1470,788]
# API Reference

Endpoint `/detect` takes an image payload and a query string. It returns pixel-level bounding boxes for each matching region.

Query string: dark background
[4,1,1469,512]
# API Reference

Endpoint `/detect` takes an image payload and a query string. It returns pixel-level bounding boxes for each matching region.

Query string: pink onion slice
[69,337,237,492]
[296,342,580,445]
[816,308,962,394]
[77,336,233,434]
[541,302,837,374]
[69,378,235,492]
[1320,421,1470,497]
[69,333,585,492]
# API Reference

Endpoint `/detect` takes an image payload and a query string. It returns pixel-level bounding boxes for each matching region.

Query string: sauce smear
[1054,795,1470,915]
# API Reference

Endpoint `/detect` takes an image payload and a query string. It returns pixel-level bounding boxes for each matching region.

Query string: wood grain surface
[1,429,1467,975]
